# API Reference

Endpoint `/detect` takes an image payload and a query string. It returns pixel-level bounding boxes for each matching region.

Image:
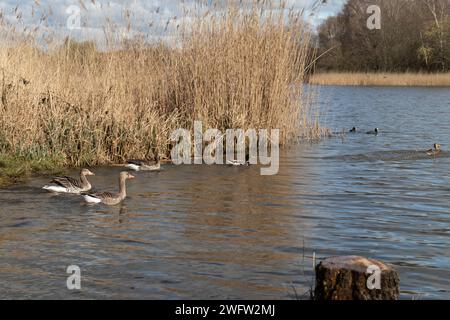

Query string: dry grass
[0,1,323,175]
[309,72,450,87]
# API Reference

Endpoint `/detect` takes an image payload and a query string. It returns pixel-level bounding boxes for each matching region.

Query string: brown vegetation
[0,1,323,176]
[309,72,450,86]
[315,0,450,72]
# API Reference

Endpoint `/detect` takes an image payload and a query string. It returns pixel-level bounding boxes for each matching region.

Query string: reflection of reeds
[0,1,323,169]
[309,72,450,87]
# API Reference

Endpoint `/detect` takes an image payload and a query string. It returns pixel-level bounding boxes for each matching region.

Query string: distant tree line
[315,0,450,72]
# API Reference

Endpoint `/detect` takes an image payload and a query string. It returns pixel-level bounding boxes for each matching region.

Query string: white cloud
[0,0,345,46]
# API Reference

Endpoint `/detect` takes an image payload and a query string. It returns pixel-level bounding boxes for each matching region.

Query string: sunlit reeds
[0,1,322,172]
[309,72,450,87]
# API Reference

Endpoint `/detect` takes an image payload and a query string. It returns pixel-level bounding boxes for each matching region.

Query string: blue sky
[0,1,345,44]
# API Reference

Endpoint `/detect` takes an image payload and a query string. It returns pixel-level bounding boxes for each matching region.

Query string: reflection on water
[323,150,450,162]
[1,86,449,299]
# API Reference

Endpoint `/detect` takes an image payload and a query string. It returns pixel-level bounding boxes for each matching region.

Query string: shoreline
[309,72,450,87]
[0,155,63,188]
[0,15,317,178]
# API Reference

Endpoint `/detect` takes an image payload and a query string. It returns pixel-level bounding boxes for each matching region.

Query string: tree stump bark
[314,256,400,300]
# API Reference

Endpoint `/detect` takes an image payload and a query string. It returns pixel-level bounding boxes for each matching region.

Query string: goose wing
[128,156,159,166]
[51,176,81,188]
[127,159,148,166]
[227,160,243,166]
[90,192,116,200]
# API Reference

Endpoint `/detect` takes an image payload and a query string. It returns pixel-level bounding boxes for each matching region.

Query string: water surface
[0,86,449,299]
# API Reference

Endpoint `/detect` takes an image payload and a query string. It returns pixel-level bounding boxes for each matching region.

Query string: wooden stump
[314,256,400,300]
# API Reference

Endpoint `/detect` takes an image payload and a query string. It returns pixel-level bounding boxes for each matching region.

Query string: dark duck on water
[366,128,379,135]
[426,143,441,156]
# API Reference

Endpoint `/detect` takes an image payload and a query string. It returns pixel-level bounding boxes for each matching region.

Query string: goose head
[245,153,250,165]
[120,171,135,180]
[434,143,441,151]
[81,169,95,176]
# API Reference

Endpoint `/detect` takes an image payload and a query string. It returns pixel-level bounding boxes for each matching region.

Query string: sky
[0,1,346,45]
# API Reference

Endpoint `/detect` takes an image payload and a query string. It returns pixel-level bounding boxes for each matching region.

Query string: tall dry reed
[0,2,321,168]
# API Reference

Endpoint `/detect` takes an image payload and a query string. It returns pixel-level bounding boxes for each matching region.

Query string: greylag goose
[227,154,250,166]
[82,171,135,205]
[125,155,160,171]
[426,143,441,156]
[43,169,95,194]
[366,128,379,135]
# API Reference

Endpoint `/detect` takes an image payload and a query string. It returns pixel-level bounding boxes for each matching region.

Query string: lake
[0,86,449,299]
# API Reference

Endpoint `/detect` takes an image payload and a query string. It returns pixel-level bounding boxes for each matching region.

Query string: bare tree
[315,0,450,71]
[419,0,449,70]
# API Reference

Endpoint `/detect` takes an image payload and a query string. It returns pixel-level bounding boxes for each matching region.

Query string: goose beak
[129,174,135,179]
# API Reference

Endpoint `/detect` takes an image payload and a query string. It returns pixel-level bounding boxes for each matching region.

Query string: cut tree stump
[314,255,400,300]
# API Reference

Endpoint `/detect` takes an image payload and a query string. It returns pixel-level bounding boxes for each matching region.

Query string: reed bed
[309,72,450,87]
[0,2,322,176]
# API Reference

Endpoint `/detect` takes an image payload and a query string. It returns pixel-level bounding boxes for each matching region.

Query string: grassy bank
[309,72,450,87]
[0,155,63,187]
[0,2,324,185]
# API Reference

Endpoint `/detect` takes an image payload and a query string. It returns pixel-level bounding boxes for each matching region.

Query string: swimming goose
[366,128,379,135]
[349,127,357,133]
[82,171,135,206]
[227,154,250,166]
[43,169,95,194]
[426,143,441,156]
[125,155,160,171]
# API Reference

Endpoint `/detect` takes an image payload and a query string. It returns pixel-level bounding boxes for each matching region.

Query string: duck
[349,127,357,133]
[43,169,95,194]
[82,171,135,206]
[366,128,379,135]
[426,143,441,156]
[125,154,160,171]
[227,154,250,166]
